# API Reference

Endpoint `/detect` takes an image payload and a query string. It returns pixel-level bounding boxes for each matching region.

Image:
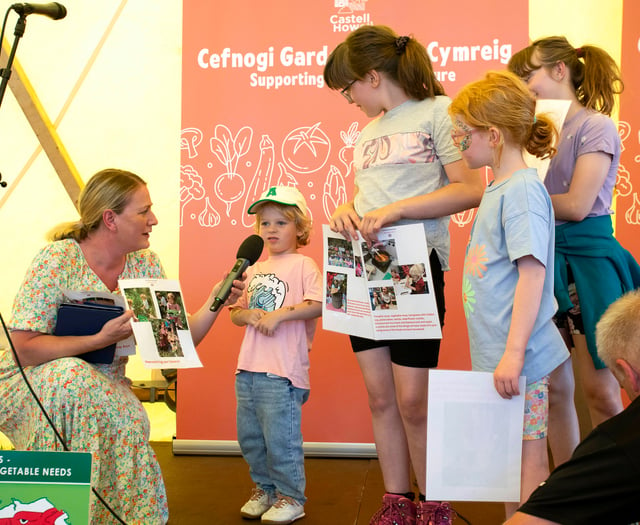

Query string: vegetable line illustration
[198,196,221,228]
[210,125,253,216]
[180,165,206,226]
[322,165,347,222]
[180,127,204,159]
[242,134,275,227]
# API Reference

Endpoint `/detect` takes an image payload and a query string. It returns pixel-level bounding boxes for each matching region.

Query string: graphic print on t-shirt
[361,132,437,169]
[462,243,488,318]
[247,273,288,312]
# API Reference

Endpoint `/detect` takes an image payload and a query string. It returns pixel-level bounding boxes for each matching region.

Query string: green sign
[0,450,92,523]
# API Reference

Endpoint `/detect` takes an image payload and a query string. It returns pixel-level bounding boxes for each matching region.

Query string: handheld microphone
[210,234,264,312]
[11,2,67,20]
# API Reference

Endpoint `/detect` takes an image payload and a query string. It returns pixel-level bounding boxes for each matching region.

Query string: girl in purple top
[509,36,633,466]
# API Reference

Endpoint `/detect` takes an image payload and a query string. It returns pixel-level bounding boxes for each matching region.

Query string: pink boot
[416,501,456,525]
[370,493,417,525]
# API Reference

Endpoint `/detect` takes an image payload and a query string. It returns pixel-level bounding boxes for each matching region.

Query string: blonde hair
[48,168,146,242]
[596,290,640,373]
[253,202,312,247]
[449,71,557,162]
[508,36,623,116]
[409,263,425,279]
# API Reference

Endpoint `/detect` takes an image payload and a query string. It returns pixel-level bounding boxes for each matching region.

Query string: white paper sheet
[426,370,526,502]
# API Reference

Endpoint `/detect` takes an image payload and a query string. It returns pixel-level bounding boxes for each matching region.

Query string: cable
[454,507,473,525]
[2,315,128,524]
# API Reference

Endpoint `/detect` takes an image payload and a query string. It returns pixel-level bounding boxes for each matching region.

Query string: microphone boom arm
[0,12,26,108]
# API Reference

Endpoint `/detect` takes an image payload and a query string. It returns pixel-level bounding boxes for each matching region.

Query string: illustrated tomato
[281,123,330,174]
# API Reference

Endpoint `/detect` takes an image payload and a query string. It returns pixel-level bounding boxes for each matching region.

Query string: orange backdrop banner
[615,0,640,258]
[178,0,528,443]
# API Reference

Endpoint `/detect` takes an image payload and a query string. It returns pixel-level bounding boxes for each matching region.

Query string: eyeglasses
[450,127,480,151]
[340,80,357,103]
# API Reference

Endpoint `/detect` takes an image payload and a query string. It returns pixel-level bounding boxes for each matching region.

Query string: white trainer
[261,495,305,524]
[241,488,276,519]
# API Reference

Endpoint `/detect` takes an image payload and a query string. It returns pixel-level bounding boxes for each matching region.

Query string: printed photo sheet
[322,223,442,340]
[119,279,202,369]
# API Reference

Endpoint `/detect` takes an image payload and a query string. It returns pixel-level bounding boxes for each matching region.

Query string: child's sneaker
[416,501,456,525]
[369,493,417,525]
[261,494,305,524]
[240,487,275,519]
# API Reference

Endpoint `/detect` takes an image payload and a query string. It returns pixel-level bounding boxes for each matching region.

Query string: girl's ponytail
[526,114,557,160]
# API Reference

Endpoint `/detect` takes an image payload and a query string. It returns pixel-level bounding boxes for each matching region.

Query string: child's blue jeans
[235,371,309,504]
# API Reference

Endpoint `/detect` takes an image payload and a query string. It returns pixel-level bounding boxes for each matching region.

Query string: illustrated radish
[210,125,252,217]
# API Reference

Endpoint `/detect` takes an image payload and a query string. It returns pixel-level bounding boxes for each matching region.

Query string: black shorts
[349,250,445,368]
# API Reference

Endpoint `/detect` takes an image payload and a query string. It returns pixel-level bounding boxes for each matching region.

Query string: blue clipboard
[53,302,124,364]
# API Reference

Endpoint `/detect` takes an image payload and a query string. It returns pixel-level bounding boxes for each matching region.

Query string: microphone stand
[0,12,27,108]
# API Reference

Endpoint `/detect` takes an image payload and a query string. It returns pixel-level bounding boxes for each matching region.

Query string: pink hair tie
[575,47,585,58]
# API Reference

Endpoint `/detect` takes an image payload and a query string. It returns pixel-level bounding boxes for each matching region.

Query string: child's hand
[330,201,361,241]
[360,204,402,243]
[254,310,285,337]
[493,351,524,399]
[244,309,266,327]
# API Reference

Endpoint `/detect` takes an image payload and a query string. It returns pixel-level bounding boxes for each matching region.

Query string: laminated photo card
[119,279,202,369]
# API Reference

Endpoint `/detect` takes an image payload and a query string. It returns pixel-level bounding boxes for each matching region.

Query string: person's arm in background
[550,152,611,222]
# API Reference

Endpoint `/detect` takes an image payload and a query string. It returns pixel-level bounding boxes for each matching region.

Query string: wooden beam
[1,36,83,208]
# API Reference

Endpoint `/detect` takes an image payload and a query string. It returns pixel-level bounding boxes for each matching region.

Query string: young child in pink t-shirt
[229,186,322,524]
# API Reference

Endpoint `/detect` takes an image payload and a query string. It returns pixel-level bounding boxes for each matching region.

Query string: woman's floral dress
[0,239,169,524]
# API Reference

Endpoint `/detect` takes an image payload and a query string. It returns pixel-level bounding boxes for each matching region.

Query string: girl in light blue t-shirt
[449,71,570,519]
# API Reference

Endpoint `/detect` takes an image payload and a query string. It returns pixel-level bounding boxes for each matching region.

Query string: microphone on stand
[11,2,67,20]
[210,234,264,312]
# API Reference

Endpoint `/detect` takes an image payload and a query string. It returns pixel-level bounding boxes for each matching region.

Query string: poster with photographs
[322,223,442,340]
[119,279,202,369]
